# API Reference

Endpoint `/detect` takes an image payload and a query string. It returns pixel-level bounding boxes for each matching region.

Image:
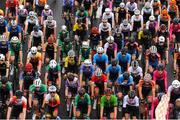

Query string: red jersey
[9,96,27,109]
[91,74,107,83]
[6,0,19,8]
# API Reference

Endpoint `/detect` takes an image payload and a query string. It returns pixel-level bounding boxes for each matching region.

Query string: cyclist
[74,88,91,119]
[6,90,27,120]
[102,8,115,29]
[62,0,74,17]
[126,0,137,17]
[43,85,60,119]
[65,72,79,111]
[104,36,117,61]
[29,78,47,118]
[113,27,124,50]
[8,20,22,41]
[116,72,134,95]
[172,98,180,119]
[141,2,154,23]
[75,6,88,28]
[128,60,143,85]
[170,18,180,44]
[26,46,42,73]
[115,2,128,25]
[119,19,132,39]
[33,0,47,17]
[45,59,61,90]
[43,15,57,40]
[93,47,108,72]
[106,59,121,90]
[145,45,161,73]
[138,73,156,102]
[79,41,91,64]
[16,5,28,27]
[157,24,169,48]
[158,9,171,30]
[0,35,9,59]
[131,9,144,32]
[146,16,158,38]
[122,90,139,120]
[57,25,69,47]
[151,0,161,19]
[64,50,78,74]
[41,4,53,24]
[91,68,107,97]
[0,53,9,78]
[81,0,93,17]
[0,16,8,35]
[116,48,131,72]
[79,59,94,88]
[9,36,23,70]
[100,88,117,119]
[43,35,57,64]
[167,0,179,20]
[28,25,44,51]
[173,47,180,78]
[19,63,36,93]
[5,0,19,18]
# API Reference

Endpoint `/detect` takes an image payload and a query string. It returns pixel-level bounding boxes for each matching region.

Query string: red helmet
[25,63,33,72]
[91,27,99,34]
[48,36,54,44]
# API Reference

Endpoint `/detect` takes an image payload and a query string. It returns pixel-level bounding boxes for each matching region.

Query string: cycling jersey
[17,9,28,26]
[30,30,43,47]
[73,23,86,32]
[141,7,153,23]
[27,52,42,69]
[102,12,114,27]
[41,9,53,20]
[131,15,143,31]
[123,95,139,108]
[174,52,180,66]
[99,22,111,33]
[61,42,73,57]
[119,23,132,38]
[168,85,180,104]
[128,66,143,84]
[0,41,9,56]
[125,41,138,55]
[168,5,178,19]
[146,53,161,69]
[116,75,134,86]
[58,31,69,46]
[0,20,8,35]
[80,64,94,80]
[170,23,180,42]
[29,84,47,96]
[0,62,7,76]
[8,25,21,40]
[146,21,157,36]
[89,34,101,50]
[106,64,121,82]
[100,95,117,108]
[10,41,22,56]
[45,93,60,107]
[138,30,152,49]
[63,0,74,7]
[0,81,12,94]
[6,0,19,8]
[79,48,91,61]
[158,14,170,26]
[93,53,108,72]
[45,43,57,59]
[91,74,107,83]
[82,0,93,10]
[104,42,117,60]
[35,0,47,6]
[46,64,61,81]
[65,76,79,95]
[75,11,88,23]
[117,8,127,23]
[25,18,39,34]
[126,2,137,16]
[64,56,78,73]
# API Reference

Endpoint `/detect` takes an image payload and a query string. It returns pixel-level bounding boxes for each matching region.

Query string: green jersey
[29,84,47,95]
[58,31,69,46]
[100,95,118,108]
[10,42,22,56]
[74,93,91,107]
[46,64,61,79]
[79,48,91,61]
[0,82,12,92]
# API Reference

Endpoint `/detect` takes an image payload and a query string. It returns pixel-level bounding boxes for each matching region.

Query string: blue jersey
[116,75,134,86]
[80,64,94,76]
[63,0,74,6]
[106,64,121,74]
[0,41,10,55]
[93,53,108,72]
[0,20,8,35]
[8,25,21,40]
[116,52,131,64]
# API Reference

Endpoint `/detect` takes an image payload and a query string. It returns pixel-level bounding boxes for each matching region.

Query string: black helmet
[105,88,112,95]
[15,90,23,99]
[123,72,130,80]
[157,92,165,101]
[33,25,39,32]
[78,88,86,97]
[121,48,127,55]
[1,76,8,84]
[157,63,164,71]
[111,59,117,66]
[173,18,179,25]
[128,90,136,99]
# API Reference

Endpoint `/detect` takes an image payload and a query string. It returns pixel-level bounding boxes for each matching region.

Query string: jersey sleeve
[29,85,35,93]
[112,95,118,107]
[74,95,79,106]
[42,84,48,93]
[100,96,105,108]
[86,94,91,105]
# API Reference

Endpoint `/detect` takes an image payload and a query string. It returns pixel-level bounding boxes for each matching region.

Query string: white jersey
[99,22,111,32]
[25,18,39,25]
[128,66,143,77]
[44,20,57,29]
[131,15,143,23]
[102,12,115,24]
[119,23,132,32]
[30,30,43,37]
[141,7,153,16]
[123,95,139,108]
[126,2,137,12]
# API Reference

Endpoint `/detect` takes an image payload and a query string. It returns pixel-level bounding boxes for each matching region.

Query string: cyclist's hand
[38,71,41,76]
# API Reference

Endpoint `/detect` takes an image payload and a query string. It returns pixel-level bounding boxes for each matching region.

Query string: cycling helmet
[157,92,165,101]
[121,48,127,55]
[34,78,42,87]
[82,41,89,48]
[128,90,136,99]
[123,19,128,26]
[0,9,4,16]
[123,72,130,80]
[44,4,50,9]
[172,80,180,89]
[134,9,140,15]
[160,24,167,30]
[47,15,53,21]
[11,20,17,27]
[30,46,37,55]
[19,5,24,9]
[0,54,5,61]
[149,15,155,21]
[170,0,176,5]
[15,90,23,99]
[49,59,57,69]
[102,18,108,23]
[105,88,112,95]
[159,36,165,43]
[48,85,57,92]
[157,63,164,71]
[61,25,67,31]
[95,68,102,77]
[0,35,6,41]
[29,11,34,17]
[119,2,125,8]
[1,76,8,84]
[78,88,86,97]
[84,59,92,66]
[97,47,104,53]
[145,2,151,9]
[80,6,85,12]
[11,36,19,43]
[33,25,39,32]
[173,18,179,25]
[144,73,152,81]
[131,60,139,69]
[106,36,114,43]
[105,8,111,13]
[0,15,4,23]
[111,59,117,66]
[91,27,99,34]
[48,36,54,44]
[150,46,157,54]
[68,50,75,57]
[25,63,33,72]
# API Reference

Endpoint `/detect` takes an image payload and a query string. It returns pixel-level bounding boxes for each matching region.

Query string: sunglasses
[50,92,55,94]
[98,53,103,54]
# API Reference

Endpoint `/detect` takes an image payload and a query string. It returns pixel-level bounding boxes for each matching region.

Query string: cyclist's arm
[28,33,33,50]
[6,106,12,120]
[54,21,57,38]
[24,20,28,34]
[19,72,24,91]
[44,67,49,85]
[5,2,8,18]
[87,94,91,117]
[22,101,27,119]
[54,44,57,60]
[37,54,42,72]
[42,43,47,63]
[19,45,23,64]
[173,53,177,70]
[145,55,149,73]
[138,81,143,99]
[100,96,105,118]
[43,22,46,36]
[57,65,61,89]
[79,66,83,86]
[18,26,22,42]
[113,96,118,118]
[41,33,44,48]
[152,81,156,98]
[90,78,95,97]
[73,96,79,117]
[115,8,119,24]
[6,61,9,78]
[164,71,168,92]
[28,85,34,108]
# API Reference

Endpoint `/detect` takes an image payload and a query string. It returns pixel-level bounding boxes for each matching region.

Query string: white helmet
[68,50,75,57]
[47,15,53,21]
[34,78,42,87]
[159,36,165,43]
[105,8,111,13]
[97,47,104,53]
[0,35,6,41]
[106,36,114,43]
[150,46,157,54]
[48,85,57,92]
[29,11,34,17]
[49,59,57,69]
[149,15,155,21]
[84,59,92,66]
[144,73,152,81]
[119,2,125,8]
[19,5,24,9]
[31,46,37,55]
[0,54,5,61]
[134,9,140,15]
[61,25,67,31]
[82,41,89,48]
[11,20,17,27]
[172,80,180,89]
[44,4,50,9]
[10,36,19,43]
[0,15,4,23]
[145,2,151,9]
[95,68,102,77]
